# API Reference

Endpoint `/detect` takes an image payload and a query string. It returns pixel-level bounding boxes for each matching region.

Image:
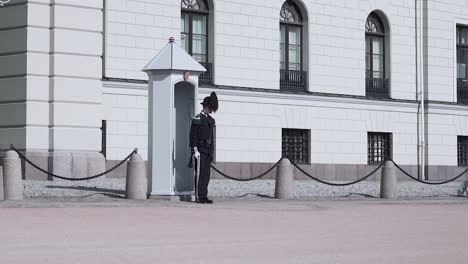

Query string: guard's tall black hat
[201,92,218,112]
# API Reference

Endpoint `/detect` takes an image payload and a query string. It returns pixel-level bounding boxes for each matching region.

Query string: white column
[47,1,104,179]
[0,1,51,179]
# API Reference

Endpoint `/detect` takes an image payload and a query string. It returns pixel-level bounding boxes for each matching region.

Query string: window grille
[282,129,309,164]
[458,136,468,166]
[368,132,391,165]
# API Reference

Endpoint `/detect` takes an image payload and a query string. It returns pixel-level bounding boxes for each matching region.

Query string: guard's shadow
[46,186,126,199]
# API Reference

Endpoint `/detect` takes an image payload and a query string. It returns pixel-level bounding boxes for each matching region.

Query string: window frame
[181,1,209,63]
[458,136,468,166]
[367,132,392,165]
[282,128,310,165]
[365,14,386,80]
[457,26,468,83]
[280,1,304,72]
[101,120,107,158]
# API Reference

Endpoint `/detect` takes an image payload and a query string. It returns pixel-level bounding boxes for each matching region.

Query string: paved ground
[1,197,468,264]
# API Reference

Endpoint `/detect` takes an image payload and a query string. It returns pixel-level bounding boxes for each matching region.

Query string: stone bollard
[275,158,295,199]
[3,151,23,200]
[380,160,398,199]
[0,166,4,200]
[457,180,468,196]
[126,153,147,200]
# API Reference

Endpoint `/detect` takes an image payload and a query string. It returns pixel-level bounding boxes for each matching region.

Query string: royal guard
[189,92,218,203]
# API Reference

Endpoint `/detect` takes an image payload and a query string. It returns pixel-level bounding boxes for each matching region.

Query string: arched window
[280,1,306,92]
[365,12,389,98]
[181,0,212,85]
[457,25,468,104]
[181,0,209,63]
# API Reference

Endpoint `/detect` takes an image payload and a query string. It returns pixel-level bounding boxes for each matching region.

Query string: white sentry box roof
[142,38,206,73]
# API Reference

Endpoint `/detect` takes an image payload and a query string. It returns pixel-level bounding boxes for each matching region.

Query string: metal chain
[13,143,463,185]
[286,157,384,186]
[389,159,468,185]
[210,158,283,182]
[211,157,384,185]
[9,145,137,181]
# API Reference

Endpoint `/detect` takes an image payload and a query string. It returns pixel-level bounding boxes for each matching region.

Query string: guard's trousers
[196,153,212,198]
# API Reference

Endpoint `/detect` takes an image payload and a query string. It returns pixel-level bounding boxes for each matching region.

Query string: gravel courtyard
[22,178,464,199]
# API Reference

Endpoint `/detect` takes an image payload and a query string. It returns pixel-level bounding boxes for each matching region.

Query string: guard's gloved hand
[193,147,200,159]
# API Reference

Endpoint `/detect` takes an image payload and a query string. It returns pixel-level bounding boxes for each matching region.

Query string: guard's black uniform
[189,112,215,201]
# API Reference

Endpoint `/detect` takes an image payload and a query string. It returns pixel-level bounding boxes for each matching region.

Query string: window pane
[372,54,383,73]
[280,44,286,65]
[288,45,300,64]
[192,35,206,55]
[459,27,468,44]
[458,63,467,79]
[181,33,189,53]
[280,62,286,70]
[280,25,286,44]
[192,15,207,35]
[192,54,206,63]
[288,27,301,45]
[365,53,371,72]
[366,37,371,53]
[458,47,468,79]
[288,63,301,71]
[181,13,189,33]
[372,37,383,55]
[372,71,383,78]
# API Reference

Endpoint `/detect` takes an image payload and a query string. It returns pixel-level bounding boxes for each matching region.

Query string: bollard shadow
[45,185,126,199]
[236,193,275,199]
[341,193,379,198]
[449,194,468,198]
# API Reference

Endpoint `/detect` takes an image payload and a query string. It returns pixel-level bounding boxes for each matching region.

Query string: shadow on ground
[45,186,125,199]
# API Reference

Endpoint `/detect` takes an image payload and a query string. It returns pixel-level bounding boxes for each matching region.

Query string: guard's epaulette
[192,114,202,125]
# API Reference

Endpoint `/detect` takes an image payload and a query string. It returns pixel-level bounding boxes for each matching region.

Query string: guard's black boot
[203,197,213,204]
[196,198,206,204]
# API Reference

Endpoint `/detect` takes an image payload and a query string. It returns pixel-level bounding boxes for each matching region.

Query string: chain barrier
[210,157,384,185]
[211,157,466,187]
[286,157,385,187]
[210,158,283,182]
[10,143,466,186]
[388,159,468,185]
[9,145,137,181]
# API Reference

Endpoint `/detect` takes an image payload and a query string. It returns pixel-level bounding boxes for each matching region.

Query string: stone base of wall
[0,166,4,200]
[0,151,106,181]
[103,160,468,182]
[210,162,468,181]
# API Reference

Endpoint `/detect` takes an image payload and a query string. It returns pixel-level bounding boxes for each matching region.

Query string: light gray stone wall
[103,0,417,97]
[423,0,468,167]
[104,0,180,80]
[102,81,148,160]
